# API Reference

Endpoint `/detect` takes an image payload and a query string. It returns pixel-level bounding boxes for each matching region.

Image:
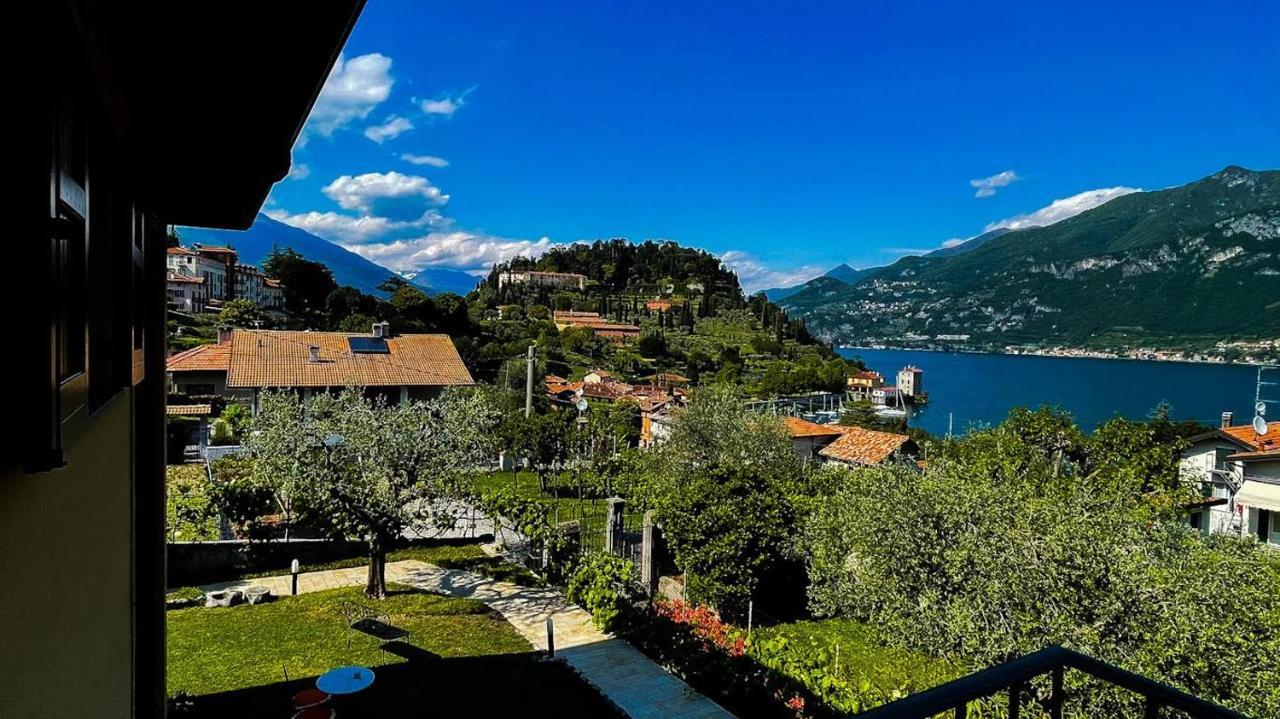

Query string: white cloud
[348,231,560,272]
[985,186,1142,231]
[301,53,394,143]
[720,250,825,293]
[287,163,311,181]
[322,171,449,219]
[970,170,1021,198]
[418,87,474,118]
[940,238,966,249]
[264,208,447,245]
[401,153,450,168]
[364,115,414,144]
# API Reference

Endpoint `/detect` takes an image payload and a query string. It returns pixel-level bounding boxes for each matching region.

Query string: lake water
[836,347,1267,436]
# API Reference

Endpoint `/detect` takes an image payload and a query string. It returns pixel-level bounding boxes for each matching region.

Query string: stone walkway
[199,559,734,719]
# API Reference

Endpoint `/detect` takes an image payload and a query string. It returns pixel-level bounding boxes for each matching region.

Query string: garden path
[199,558,735,719]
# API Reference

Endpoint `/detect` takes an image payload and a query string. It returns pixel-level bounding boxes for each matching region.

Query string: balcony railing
[852,645,1245,719]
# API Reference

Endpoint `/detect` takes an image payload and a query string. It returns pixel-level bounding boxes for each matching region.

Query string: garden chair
[338,601,408,659]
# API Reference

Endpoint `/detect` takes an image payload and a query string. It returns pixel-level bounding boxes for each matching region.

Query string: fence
[851,645,1245,719]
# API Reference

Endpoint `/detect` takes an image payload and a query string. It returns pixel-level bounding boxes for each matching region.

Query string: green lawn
[168,583,529,696]
[755,618,958,703]
[168,584,623,718]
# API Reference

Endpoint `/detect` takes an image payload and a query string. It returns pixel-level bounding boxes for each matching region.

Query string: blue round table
[316,665,375,695]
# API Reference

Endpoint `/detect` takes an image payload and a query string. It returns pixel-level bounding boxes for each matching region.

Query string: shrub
[220,404,252,438]
[565,553,635,631]
[209,418,235,445]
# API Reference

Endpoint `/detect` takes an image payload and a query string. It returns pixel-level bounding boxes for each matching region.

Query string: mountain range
[776,166,1280,349]
[762,230,1013,301]
[177,214,481,297]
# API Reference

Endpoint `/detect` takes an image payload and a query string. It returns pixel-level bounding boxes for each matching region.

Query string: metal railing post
[1050,666,1064,719]
[1009,680,1023,719]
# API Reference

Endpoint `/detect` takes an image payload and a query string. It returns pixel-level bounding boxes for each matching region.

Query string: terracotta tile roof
[818,426,912,465]
[1228,448,1280,462]
[166,404,212,416]
[783,416,846,438]
[166,342,232,372]
[264,278,283,288]
[581,381,632,400]
[545,374,569,384]
[167,273,205,284]
[167,246,196,255]
[546,380,583,396]
[224,330,473,389]
[850,370,882,381]
[195,245,237,254]
[1223,422,1280,453]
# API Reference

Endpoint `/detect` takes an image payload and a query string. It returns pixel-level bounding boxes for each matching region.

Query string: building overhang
[69,0,366,229]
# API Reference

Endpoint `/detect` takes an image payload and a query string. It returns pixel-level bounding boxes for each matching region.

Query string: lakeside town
[841,338,1280,366]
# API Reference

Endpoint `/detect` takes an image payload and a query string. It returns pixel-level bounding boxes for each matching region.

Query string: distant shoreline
[835,344,1272,368]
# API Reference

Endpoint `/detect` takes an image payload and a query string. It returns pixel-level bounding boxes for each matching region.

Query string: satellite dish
[1255,415,1269,436]
[1257,401,1267,416]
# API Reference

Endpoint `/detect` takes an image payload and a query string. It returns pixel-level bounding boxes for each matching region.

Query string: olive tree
[246,387,499,598]
[802,408,1280,716]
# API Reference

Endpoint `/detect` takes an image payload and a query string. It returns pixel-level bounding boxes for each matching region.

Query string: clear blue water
[837,348,1266,436]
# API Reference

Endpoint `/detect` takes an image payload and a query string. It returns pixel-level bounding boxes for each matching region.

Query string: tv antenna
[1254,365,1277,436]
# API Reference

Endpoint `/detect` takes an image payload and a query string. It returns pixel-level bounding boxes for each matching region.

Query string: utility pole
[525,344,536,418]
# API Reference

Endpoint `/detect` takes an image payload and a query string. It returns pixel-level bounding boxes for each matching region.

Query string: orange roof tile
[167,273,205,284]
[166,342,232,372]
[1223,422,1280,453]
[167,246,196,255]
[818,426,912,465]
[783,416,846,438]
[224,330,473,389]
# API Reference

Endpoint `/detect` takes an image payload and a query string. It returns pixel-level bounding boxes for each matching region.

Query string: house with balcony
[1180,411,1280,546]
[166,272,208,313]
[167,245,229,301]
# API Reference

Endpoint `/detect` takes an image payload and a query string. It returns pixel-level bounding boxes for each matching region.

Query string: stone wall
[167,538,368,586]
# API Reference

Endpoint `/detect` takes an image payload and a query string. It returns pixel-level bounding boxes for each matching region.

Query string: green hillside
[781,166,1280,352]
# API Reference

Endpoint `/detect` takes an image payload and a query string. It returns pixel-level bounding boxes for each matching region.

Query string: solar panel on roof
[348,336,390,354]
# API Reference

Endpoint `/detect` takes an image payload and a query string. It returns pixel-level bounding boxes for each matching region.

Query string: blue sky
[266,0,1280,291]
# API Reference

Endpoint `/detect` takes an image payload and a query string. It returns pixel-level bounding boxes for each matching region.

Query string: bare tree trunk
[365,535,387,599]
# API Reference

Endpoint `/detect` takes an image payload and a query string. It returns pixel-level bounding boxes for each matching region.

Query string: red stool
[292,688,330,710]
[293,708,335,719]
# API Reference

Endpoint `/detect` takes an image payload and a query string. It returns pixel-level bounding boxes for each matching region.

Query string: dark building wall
[3,5,167,716]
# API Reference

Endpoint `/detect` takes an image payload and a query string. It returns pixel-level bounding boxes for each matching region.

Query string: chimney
[1221,411,1234,429]
[308,345,321,363]
[217,328,233,344]
[380,321,391,337]
[372,322,384,338]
